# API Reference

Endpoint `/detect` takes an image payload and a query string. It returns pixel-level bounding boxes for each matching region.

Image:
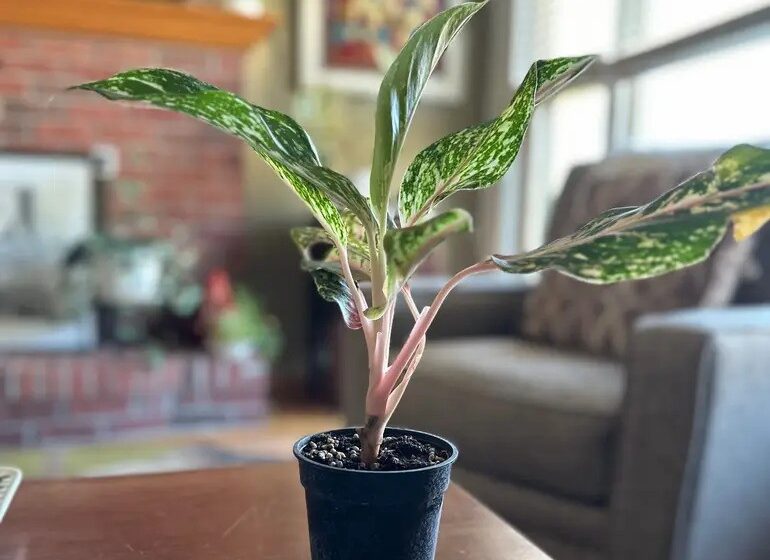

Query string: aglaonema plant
[73,1,770,466]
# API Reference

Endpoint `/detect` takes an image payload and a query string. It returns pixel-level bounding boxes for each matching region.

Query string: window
[632,39,770,149]
[510,0,770,249]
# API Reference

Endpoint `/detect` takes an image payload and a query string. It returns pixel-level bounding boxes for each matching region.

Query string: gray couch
[339,153,770,560]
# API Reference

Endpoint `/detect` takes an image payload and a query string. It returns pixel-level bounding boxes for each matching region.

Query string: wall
[0,27,245,237]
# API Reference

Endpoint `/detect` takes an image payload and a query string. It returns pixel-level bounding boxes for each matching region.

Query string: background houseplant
[72,1,770,557]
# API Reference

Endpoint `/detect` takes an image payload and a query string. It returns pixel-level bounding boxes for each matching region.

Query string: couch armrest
[338,277,530,424]
[610,305,770,560]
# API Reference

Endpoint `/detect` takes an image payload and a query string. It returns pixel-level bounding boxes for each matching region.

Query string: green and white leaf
[399,56,594,224]
[492,144,770,283]
[370,1,488,226]
[384,208,472,290]
[291,211,371,278]
[72,69,374,242]
[290,226,336,256]
[291,215,370,328]
[305,267,362,330]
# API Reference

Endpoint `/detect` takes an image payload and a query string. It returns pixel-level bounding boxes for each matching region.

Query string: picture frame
[0,151,96,246]
[297,0,468,103]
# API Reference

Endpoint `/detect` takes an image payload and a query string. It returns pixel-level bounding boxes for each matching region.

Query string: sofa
[339,152,770,560]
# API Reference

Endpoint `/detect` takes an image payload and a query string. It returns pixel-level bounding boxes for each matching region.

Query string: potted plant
[72,2,770,557]
[203,269,282,362]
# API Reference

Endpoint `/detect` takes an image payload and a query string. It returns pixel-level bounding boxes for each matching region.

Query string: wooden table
[0,464,551,559]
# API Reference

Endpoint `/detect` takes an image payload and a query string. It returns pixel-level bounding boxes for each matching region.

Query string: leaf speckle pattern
[306,268,362,330]
[370,1,488,225]
[384,208,472,291]
[399,56,595,223]
[73,69,375,241]
[291,213,371,280]
[493,145,770,283]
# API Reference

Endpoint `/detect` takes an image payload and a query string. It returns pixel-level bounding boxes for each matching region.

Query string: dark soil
[301,432,450,471]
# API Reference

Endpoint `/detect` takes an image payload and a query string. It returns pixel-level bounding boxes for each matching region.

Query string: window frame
[508,0,770,250]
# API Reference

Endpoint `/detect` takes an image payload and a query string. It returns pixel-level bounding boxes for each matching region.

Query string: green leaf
[305,267,362,330]
[399,56,595,224]
[369,1,488,227]
[363,305,387,321]
[291,217,370,327]
[491,144,770,283]
[290,226,334,253]
[291,212,371,277]
[384,208,473,288]
[72,69,374,241]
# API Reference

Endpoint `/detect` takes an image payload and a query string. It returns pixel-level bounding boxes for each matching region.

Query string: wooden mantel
[0,0,277,49]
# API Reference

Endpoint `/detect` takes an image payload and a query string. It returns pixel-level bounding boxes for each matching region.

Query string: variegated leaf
[290,227,335,257]
[399,56,594,224]
[290,217,370,328]
[370,1,487,226]
[492,144,770,283]
[72,69,374,242]
[291,212,371,277]
[384,208,472,289]
[305,267,362,330]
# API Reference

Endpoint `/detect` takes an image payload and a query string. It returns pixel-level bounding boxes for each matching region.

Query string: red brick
[38,417,98,442]
[1,28,246,229]
[1,349,270,443]
[1,400,57,420]
[69,398,129,416]
[0,424,26,447]
[107,415,169,434]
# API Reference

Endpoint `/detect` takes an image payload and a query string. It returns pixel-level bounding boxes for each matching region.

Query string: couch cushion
[523,152,754,358]
[392,338,625,503]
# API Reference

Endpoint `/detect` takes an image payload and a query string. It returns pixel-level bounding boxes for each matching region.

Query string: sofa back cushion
[522,151,754,358]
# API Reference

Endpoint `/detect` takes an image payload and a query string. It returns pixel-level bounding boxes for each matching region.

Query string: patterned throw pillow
[523,152,754,358]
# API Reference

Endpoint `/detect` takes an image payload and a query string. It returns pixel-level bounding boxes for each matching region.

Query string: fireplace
[0,25,272,445]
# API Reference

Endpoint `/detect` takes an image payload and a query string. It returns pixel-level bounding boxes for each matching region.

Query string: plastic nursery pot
[293,427,459,560]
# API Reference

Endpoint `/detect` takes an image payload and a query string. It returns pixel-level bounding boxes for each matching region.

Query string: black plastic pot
[293,427,459,560]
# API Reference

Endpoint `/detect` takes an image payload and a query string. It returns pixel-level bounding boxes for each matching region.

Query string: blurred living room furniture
[0,464,552,560]
[340,151,770,560]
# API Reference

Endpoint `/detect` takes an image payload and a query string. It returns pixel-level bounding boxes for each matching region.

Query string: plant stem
[358,414,387,465]
[383,286,425,421]
[385,259,496,384]
[386,286,424,396]
[358,261,497,465]
[337,247,374,353]
[357,223,393,465]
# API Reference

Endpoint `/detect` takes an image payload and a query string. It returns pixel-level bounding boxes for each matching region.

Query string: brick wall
[0,29,270,445]
[0,351,269,447]
[0,27,245,235]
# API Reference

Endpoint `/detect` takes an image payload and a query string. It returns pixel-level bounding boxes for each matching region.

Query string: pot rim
[293,426,459,475]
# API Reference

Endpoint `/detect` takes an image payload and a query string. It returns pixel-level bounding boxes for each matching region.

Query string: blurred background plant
[204,268,283,361]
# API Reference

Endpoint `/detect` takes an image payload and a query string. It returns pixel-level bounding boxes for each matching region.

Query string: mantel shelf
[0,0,277,49]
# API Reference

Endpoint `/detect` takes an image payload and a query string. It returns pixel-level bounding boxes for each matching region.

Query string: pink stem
[337,247,374,352]
[384,260,496,382]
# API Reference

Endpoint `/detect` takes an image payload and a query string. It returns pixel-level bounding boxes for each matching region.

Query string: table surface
[0,463,551,560]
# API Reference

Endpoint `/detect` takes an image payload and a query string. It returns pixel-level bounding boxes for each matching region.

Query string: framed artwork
[0,152,95,246]
[298,0,468,103]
